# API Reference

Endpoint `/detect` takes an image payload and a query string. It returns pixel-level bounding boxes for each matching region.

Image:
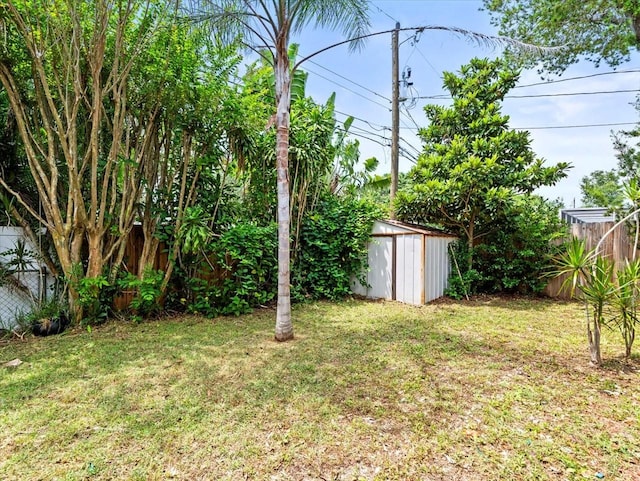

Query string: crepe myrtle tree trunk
[274,32,294,342]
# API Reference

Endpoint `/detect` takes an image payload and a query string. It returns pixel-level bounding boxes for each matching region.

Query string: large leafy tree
[580,170,624,208]
[396,58,569,269]
[0,0,173,317]
[0,0,242,320]
[484,0,640,73]
[195,0,370,341]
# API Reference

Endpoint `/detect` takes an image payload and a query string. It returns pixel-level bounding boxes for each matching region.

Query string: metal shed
[352,220,457,305]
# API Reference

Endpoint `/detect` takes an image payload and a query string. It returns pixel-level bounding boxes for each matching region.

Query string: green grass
[1,297,640,480]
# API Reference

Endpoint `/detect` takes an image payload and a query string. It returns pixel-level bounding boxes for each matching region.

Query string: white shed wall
[352,236,393,300]
[425,236,456,302]
[395,234,423,305]
[352,221,456,305]
[371,221,412,235]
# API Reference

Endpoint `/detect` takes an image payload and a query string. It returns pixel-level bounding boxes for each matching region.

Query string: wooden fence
[113,225,169,310]
[544,221,637,299]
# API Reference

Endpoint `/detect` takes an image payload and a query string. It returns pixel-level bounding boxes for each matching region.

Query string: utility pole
[390,21,400,219]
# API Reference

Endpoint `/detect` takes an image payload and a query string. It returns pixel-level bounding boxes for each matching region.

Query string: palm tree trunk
[274,40,294,342]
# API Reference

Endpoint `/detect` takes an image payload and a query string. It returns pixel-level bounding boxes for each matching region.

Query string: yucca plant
[580,256,616,365]
[554,237,640,364]
[611,259,640,359]
[553,237,593,298]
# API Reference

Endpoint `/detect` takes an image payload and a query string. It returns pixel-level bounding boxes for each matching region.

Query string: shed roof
[561,208,615,224]
[374,219,456,237]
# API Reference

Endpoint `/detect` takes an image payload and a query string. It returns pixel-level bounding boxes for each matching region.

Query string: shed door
[367,236,393,300]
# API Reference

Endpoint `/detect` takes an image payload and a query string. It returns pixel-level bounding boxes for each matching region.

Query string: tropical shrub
[474,196,567,293]
[292,195,382,301]
[554,238,640,364]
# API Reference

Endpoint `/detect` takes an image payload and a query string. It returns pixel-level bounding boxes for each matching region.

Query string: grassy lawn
[1,297,639,480]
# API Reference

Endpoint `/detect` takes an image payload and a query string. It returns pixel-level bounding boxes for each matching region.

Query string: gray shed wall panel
[366,236,393,300]
[425,236,455,302]
[395,234,422,305]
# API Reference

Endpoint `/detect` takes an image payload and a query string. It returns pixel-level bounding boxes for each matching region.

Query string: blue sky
[285,0,640,207]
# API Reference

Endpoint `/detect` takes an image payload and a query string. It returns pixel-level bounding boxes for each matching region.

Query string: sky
[284,0,640,208]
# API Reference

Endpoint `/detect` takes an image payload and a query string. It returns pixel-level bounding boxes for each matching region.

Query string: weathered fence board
[544,222,638,299]
[113,224,169,310]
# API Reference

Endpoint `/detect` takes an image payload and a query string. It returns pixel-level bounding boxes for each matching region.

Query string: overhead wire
[398,121,638,131]
[336,127,390,148]
[514,69,640,89]
[515,122,638,130]
[400,137,421,155]
[304,67,390,110]
[373,3,397,23]
[415,88,640,100]
[333,109,388,131]
[507,89,640,98]
[307,59,391,102]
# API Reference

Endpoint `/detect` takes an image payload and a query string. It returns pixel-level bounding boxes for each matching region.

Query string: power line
[514,69,640,89]
[515,122,638,130]
[401,107,422,131]
[305,67,390,110]
[307,59,391,102]
[349,125,390,142]
[399,146,418,164]
[336,126,390,148]
[333,109,389,131]
[400,137,421,155]
[415,88,640,101]
[373,3,397,23]
[399,121,638,131]
[507,89,640,99]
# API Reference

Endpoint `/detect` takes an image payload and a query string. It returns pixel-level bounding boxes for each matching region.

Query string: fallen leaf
[4,358,22,368]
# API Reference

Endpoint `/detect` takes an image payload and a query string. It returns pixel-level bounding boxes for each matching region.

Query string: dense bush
[174,194,380,315]
[447,195,566,297]
[179,223,278,317]
[292,195,382,300]
[474,196,566,294]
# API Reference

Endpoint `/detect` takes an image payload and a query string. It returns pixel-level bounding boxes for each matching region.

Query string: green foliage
[13,296,69,333]
[553,238,640,363]
[213,223,278,315]
[484,0,640,74]
[293,195,382,301]
[396,58,568,294]
[580,170,624,208]
[611,259,640,358]
[171,195,380,315]
[177,206,214,255]
[179,223,278,317]
[239,56,339,230]
[447,197,566,297]
[118,268,164,321]
[474,196,567,293]
[445,241,480,300]
[71,269,112,326]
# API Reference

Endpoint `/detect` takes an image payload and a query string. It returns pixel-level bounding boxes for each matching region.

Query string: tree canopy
[484,0,640,74]
[395,58,569,269]
[580,170,624,208]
